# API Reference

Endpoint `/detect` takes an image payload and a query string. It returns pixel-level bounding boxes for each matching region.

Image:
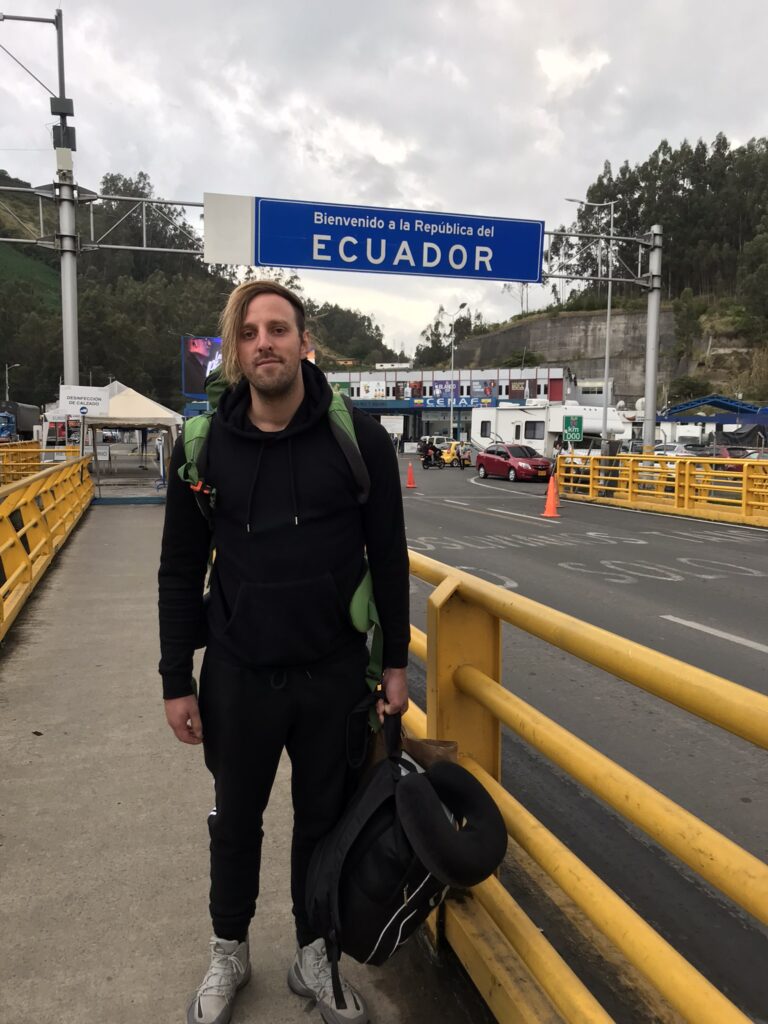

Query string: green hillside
[0,244,59,307]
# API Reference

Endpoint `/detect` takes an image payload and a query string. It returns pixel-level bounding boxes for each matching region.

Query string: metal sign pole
[642,226,663,450]
[58,158,80,385]
[53,10,79,386]
[79,408,87,457]
[600,201,615,450]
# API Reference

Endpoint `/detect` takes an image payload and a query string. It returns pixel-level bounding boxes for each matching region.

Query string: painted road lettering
[558,559,764,584]
[456,566,518,590]
[405,530,651,553]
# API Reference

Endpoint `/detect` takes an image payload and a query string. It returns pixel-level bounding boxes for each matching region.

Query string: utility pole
[0,9,79,384]
[51,9,79,386]
[601,200,615,451]
[642,226,663,450]
[447,302,467,439]
[5,362,20,401]
[565,197,616,451]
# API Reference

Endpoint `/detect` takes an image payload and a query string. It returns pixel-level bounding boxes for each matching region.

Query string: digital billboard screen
[181,335,222,398]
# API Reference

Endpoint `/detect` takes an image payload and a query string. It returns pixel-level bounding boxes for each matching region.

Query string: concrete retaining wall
[456,308,679,405]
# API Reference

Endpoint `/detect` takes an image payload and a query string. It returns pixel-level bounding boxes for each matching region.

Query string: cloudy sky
[3,0,768,353]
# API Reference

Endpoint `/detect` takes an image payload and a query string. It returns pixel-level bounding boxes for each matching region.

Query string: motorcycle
[421,451,445,469]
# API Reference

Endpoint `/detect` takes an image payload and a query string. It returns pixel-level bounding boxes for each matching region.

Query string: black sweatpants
[198,639,369,947]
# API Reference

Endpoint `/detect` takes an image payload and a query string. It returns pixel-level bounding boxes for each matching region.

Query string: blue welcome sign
[253,198,544,283]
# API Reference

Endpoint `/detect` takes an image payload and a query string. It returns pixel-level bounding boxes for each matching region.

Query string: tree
[672,288,709,353]
[413,308,449,368]
[667,376,713,405]
[306,302,394,365]
[738,219,768,319]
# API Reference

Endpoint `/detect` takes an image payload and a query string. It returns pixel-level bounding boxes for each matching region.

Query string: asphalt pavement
[401,456,768,1022]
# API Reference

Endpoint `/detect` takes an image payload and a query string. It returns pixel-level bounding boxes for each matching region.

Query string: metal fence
[2,460,766,1021]
[0,443,81,484]
[0,457,92,641]
[404,551,767,1024]
[557,453,768,527]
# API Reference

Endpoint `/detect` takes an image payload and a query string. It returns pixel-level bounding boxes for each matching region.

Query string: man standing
[159,281,410,1024]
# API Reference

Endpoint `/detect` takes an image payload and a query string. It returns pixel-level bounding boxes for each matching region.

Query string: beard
[242,355,301,398]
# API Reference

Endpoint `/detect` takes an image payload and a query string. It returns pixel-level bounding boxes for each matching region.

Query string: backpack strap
[348,561,383,690]
[328,392,370,504]
[178,410,216,524]
[329,394,384,699]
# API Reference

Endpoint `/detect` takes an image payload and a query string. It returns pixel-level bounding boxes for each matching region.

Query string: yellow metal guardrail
[0,458,93,642]
[404,550,767,1024]
[557,453,768,526]
[0,444,80,484]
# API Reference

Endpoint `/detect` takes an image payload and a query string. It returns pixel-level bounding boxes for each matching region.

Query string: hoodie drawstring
[245,439,300,532]
[287,440,299,527]
[245,444,265,533]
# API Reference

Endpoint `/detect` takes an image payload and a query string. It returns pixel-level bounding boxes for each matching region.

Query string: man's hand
[164,695,203,745]
[377,667,409,724]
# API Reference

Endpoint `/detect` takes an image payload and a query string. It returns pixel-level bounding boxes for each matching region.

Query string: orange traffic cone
[541,475,560,518]
[553,472,561,507]
[406,462,417,489]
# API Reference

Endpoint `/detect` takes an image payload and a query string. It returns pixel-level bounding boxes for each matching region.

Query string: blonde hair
[218,280,307,385]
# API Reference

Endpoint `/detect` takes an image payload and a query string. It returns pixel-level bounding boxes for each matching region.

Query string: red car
[476,444,553,482]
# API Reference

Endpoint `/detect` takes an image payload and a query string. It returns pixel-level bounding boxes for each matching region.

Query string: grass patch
[0,243,59,307]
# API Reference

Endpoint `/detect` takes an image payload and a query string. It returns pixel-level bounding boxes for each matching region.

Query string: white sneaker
[287,938,369,1024]
[186,936,251,1024]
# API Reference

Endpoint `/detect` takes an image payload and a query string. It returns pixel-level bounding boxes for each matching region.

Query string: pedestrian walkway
[0,504,493,1024]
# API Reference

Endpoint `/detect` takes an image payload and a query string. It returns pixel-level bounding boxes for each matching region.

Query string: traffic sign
[563,415,583,442]
[204,193,544,283]
[79,406,89,416]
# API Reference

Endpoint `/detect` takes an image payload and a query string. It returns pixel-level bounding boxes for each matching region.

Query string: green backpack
[177,369,383,692]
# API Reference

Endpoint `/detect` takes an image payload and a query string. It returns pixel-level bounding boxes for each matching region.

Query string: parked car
[440,441,472,467]
[744,450,768,474]
[654,443,698,456]
[418,435,451,455]
[653,443,743,472]
[619,440,646,454]
[476,444,553,482]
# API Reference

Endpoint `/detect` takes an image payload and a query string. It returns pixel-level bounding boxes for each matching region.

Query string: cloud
[2,0,768,354]
[536,46,611,97]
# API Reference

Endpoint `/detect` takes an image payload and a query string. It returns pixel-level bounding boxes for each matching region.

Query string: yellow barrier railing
[557,453,768,526]
[0,445,80,484]
[0,458,93,641]
[405,550,766,1024]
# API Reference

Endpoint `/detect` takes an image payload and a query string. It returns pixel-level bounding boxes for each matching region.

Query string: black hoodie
[158,361,410,700]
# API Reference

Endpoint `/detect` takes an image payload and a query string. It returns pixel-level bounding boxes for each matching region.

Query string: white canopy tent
[44,382,185,492]
[77,383,183,431]
[45,381,184,431]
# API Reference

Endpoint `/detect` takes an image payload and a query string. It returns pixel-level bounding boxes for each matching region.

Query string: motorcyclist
[422,441,440,468]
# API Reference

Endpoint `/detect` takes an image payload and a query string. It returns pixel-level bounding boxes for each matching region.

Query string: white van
[419,435,451,450]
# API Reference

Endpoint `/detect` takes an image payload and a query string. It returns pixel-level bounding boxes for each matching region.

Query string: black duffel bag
[305,711,507,1008]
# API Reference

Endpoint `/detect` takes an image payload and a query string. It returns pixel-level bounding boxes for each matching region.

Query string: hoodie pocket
[221,571,350,665]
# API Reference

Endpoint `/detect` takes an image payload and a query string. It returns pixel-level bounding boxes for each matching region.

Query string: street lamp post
[5,363,20,402]
[566,197,616,450]
[448,302,467,439]
[0,9,79,385]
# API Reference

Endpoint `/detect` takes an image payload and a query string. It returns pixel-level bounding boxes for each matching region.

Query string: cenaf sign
[203,194,544,284]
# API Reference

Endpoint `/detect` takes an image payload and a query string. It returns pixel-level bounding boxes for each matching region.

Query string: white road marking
[469,476,545,499]
[660,615,768,654]
[488,507,558,524]
[444,499,469,506]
